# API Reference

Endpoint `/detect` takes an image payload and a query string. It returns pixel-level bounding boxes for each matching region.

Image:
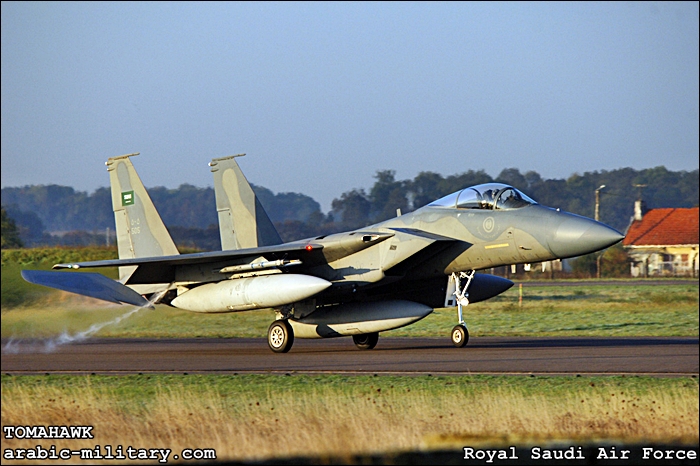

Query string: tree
[2,204,45,246]
[150,184,217,230]
[264,191,321,223]
[523,170,543,189]
[496,168,528,190]
[600,243,630,278]
[570,253,596,278]
[2,165,697,248]
[331,189,371,229]
[409,171,446,209]
[443,170,492,193]
[1,207,23,248]
[169,225,221,251]
[369,170,408,222]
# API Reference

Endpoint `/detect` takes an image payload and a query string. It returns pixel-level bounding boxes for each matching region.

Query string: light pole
[595,185,606,278]
[594,185,605,222]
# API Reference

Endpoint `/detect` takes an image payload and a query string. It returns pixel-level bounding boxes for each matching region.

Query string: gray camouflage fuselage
[300,200,622,308]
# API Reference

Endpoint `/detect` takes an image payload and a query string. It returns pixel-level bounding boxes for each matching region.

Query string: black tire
[451,324,469,347]
[352,332,379,350]
[268,320,294,353]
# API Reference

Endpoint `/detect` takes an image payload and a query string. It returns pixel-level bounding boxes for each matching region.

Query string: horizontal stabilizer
[21,270,149,307]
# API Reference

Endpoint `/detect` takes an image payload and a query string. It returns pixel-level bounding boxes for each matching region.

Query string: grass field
[1,374,698,462]
[2,281,697,339]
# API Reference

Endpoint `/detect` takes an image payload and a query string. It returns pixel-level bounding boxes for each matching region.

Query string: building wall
[627,246,699,277]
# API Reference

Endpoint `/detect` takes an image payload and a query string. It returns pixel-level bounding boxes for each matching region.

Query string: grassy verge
[2,284,697,339]
[393,283,699,337]
[1,374,697,461]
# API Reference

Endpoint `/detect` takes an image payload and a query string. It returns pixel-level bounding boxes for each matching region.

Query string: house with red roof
[623,201,699,277]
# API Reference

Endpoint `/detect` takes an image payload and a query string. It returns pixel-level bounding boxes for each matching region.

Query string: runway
[2,336,698,376]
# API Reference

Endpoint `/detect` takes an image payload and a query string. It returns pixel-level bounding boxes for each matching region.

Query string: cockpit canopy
[428,183,537,210]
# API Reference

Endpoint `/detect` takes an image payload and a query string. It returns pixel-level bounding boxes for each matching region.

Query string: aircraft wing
[53,242,323,270]
[51,230,397,285]
[52,242,326,284]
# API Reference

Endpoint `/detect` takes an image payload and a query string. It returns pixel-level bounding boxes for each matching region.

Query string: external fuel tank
[171,274,331,313]
[290,300,433,338]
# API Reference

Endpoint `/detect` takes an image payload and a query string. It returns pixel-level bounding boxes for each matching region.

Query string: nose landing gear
[450,270,474,348]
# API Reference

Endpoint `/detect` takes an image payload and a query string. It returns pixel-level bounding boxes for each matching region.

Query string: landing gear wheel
[352,332,379,350]
[268,320,294,353]
[451,324,469,348]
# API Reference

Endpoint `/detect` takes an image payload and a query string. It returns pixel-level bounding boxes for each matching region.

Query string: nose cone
[547,213,624,259]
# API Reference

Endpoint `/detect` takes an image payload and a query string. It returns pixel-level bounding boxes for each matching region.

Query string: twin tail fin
[210,154,282,250]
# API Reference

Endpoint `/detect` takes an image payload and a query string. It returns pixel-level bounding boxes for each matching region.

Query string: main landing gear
[266,317,380,352]
[353,332,379,350]
[268,320,294,353]
[450,270,474,347]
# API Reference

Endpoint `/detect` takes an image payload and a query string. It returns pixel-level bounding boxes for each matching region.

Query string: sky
[2,2,698,212]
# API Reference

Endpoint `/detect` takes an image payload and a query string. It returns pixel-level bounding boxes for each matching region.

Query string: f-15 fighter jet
[23,153,623,352]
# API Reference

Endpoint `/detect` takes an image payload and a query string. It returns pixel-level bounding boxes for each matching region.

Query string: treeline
[1,184,319,230]
[1,184,321,248]
[2,166,698,249]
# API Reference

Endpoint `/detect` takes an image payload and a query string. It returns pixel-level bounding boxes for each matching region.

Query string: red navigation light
[305,244,313,251]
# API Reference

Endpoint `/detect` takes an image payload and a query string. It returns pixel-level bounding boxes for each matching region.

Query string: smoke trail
[3,338,21,354]
[2,294,160,354]
[42,305,146,352]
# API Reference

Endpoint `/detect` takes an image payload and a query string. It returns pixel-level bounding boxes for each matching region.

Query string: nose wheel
[451,324,469,347]
[268,320,294,353]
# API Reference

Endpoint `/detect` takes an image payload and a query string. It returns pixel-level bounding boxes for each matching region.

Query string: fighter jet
[22,153,624,352]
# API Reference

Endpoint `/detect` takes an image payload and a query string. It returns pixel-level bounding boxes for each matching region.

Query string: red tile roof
[624,207,699,247]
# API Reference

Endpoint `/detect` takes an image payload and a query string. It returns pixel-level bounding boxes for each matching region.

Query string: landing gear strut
[353,332,379,350]
[268,320,294,353]
[450,270,474,347]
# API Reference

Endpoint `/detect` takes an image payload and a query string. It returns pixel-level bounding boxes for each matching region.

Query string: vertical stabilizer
[106,153,179,281]
[210,154,282,250]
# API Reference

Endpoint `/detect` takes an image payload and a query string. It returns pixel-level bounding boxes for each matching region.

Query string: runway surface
[2,337,698,376]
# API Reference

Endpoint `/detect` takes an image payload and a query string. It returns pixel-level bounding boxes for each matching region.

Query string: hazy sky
[2,2,698,211]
